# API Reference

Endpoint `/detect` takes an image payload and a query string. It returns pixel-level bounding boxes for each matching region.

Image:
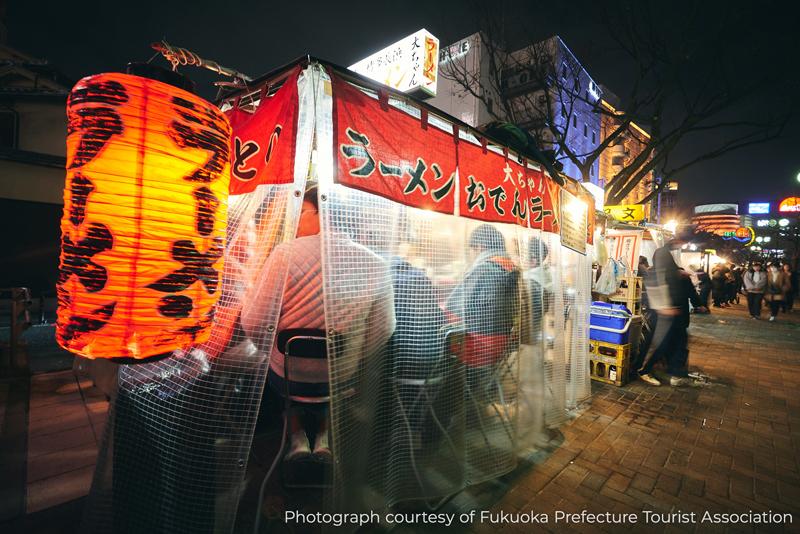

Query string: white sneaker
[769,316,776,322]
[639,373,661,386]
[670,376,691,387]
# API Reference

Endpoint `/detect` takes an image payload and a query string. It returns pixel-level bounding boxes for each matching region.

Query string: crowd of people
[694,260,796,321]
[637,238,798,387]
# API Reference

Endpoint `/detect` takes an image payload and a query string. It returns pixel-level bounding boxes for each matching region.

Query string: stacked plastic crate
[589,275,643,386]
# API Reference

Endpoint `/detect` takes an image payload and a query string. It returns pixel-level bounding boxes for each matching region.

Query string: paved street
[2,300,799,533]
[468,302,800,534]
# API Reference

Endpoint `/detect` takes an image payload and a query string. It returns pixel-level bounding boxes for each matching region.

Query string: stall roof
[218,56,574,189]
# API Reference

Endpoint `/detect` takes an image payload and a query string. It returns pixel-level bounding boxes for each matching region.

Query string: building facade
[0,44,70,292]
[598,97,655,218]
[432,34,601,184]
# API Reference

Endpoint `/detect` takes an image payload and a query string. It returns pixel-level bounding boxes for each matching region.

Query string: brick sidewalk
[472,302,800,534]
[4,302,798,533]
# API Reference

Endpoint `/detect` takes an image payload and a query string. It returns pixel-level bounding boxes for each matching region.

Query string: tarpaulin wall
[81,66,312,534]
[319,65,592,514]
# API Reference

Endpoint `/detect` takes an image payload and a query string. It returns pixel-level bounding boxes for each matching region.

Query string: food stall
[60,58,596,533]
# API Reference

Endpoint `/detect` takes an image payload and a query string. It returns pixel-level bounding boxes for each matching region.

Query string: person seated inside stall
[389,249,446,380]
[444,224,520,404]
[525,238,551,331]
[242,185,395,461]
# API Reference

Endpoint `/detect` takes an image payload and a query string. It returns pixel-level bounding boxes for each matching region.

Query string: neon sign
[778,197,800,213]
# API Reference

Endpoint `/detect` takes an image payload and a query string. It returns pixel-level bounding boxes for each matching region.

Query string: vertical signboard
[349,29,440,97]
[560,189,588,254]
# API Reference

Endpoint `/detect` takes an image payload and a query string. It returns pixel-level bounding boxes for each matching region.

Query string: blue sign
[748,202,770,214]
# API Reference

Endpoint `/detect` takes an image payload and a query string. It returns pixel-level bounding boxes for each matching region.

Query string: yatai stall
[58,57,595,532]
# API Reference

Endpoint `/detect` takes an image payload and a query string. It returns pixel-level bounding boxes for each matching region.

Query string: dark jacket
[389,258,446,378]
[446,251,520,367]
[652,246,683,309]
[711,270,726,297]
[678,271,703,328]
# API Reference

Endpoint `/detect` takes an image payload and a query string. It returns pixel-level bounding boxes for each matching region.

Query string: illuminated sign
[779,197,800,213]
[722,226,754,245]
[439,38,471,64]
[604,204,645,222]
[756,219,769,227]
[748,202,770,214]
[694,203,738,215]
[581,182,605,210]
[349,29,439,97]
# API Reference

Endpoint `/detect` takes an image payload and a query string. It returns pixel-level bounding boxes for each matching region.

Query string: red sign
[331,72,581,239]
[458,141,528,227]
[227,66,300,194]
[332,74,457,215]
[525,166,560,233]
[779,197,800,213]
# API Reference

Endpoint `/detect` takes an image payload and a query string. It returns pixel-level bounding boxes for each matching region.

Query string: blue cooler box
[590,301,632,344]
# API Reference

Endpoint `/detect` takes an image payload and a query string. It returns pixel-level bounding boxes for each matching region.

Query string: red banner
[458,141,529,227]
[330,73,591,240]
[227,66,300,194]
[332,74,457,215]
[525,166,560,233]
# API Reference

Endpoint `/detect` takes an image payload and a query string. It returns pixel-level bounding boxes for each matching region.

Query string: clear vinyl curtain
[564,244,592,409]
[315,187,586,513]
[317,185,528,511]
[80,68,315,534]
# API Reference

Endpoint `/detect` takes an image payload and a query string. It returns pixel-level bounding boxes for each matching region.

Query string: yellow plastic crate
[589,340,631,386]
[609,276,642,302]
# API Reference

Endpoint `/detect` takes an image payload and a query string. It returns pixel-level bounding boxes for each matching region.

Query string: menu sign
[560,189,588,255]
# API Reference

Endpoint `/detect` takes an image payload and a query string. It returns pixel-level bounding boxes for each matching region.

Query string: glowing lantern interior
[57,72,230,361]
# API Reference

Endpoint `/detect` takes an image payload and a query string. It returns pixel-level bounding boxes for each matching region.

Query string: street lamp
[664,219,679,234]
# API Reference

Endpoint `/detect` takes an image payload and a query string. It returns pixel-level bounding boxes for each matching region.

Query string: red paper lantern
[57,73,231,361]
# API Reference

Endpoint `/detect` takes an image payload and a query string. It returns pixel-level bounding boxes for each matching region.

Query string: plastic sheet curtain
[57,73,230,361]
[317,184,528,510]
[81,66,311,534]
[316,65,591,518]
[539,233,567,427]
[564,245,592,409]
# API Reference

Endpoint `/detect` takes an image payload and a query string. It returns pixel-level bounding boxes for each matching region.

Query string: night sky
[5,0,799,213]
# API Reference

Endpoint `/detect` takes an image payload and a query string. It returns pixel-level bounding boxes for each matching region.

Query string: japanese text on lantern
[57,73,230,361]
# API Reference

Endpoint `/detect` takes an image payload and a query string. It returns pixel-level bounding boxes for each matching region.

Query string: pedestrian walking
[781,263,795,313]
[764,264,791,322]
[638,236,707,387]
[694,265,712,311]
[711,268,726,308]
[743,262,767,319]
[731,265,743,304]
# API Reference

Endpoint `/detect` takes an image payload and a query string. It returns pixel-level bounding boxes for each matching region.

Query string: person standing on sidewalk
[711,268,726,308]
[638,236,707,387]
[764,264,791,322]
[781,263,795,313]
[743,262,767,319]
